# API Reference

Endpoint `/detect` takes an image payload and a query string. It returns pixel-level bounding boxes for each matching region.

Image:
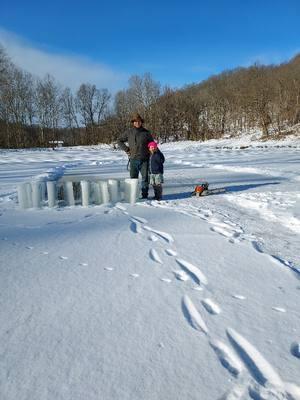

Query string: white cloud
[0,28,128,93]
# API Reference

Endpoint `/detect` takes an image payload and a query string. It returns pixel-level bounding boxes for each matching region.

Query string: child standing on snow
[148,141,165,200]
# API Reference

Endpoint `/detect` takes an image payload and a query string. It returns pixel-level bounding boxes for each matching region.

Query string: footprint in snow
[59,256,68,260]
[290,342,300,358]
[26,246,34,250]
[130,273,139,278]
[201,298,221,315]
[79,262,88,266]
[42,251,49,255]
[149,248,163,264]
[104,267,114,271]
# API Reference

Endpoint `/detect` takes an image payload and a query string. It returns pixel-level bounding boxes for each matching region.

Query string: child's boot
[154,185,163,201]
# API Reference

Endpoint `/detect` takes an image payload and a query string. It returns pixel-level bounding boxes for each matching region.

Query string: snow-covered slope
[1,138,300,399]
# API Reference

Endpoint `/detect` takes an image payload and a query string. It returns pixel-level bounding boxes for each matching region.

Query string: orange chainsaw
[192,182,225,197]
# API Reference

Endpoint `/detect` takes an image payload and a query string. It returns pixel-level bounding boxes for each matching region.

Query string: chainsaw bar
[199,188,226,196]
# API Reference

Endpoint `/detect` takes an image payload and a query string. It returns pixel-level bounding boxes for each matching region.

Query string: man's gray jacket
[118,127,153,161]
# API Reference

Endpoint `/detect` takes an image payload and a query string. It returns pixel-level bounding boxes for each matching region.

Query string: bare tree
[96,88,111,124]
[36,74,62,146]
[76,83,98,128]
[0,66,36,146]
[61,87,79,144]
[0,45,10,84]
[75,84,111,143]
[127,73,160,115]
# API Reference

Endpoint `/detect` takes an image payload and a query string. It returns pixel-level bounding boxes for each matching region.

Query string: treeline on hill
[0,44,300,149]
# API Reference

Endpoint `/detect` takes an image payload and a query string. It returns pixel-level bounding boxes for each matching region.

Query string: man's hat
[130,113,144,123]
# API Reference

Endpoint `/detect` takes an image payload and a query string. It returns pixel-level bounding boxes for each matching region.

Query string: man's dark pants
[129,159,149,198]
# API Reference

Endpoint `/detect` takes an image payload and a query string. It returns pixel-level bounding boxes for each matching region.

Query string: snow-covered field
[1,136,300,400]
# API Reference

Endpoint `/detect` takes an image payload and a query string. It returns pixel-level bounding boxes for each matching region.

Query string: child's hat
[148,141,158,149]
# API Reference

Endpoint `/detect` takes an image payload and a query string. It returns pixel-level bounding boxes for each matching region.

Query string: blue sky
[0,0,299,93]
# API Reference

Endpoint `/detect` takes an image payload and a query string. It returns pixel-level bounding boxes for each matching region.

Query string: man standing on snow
[118,113,154,199]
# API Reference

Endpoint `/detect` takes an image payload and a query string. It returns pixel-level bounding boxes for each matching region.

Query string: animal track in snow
[142,225,174,243]
[148,234,159,242]
[248,380,300,400]
[219,382,248,400]
[291,342,300,358]
[26,246,34,250]
[201,298,221,315]
[210,226,235,238]
[176,258,208,286]
[181,295,208,334]
[104,267,114,271]
[131,215,148,224]
[160,278,172,283]
[130,219,143,234]
[165,248,177,256]
[149,248,163,264]
[192,286,204,291]
[79,262,88,266]
[226,328,283,388]
[115,204,127,211]
[272,307,286,313]
[227,329,300,400]
[59,256,68,260]
[130,273,139,278]
[251,240,300,276]
[232,294,246,300]
[251,240,264,253]
[209,339,244,377]
[173,270,190,281]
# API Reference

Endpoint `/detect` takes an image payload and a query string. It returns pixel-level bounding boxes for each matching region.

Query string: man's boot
[141,189,148,199]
